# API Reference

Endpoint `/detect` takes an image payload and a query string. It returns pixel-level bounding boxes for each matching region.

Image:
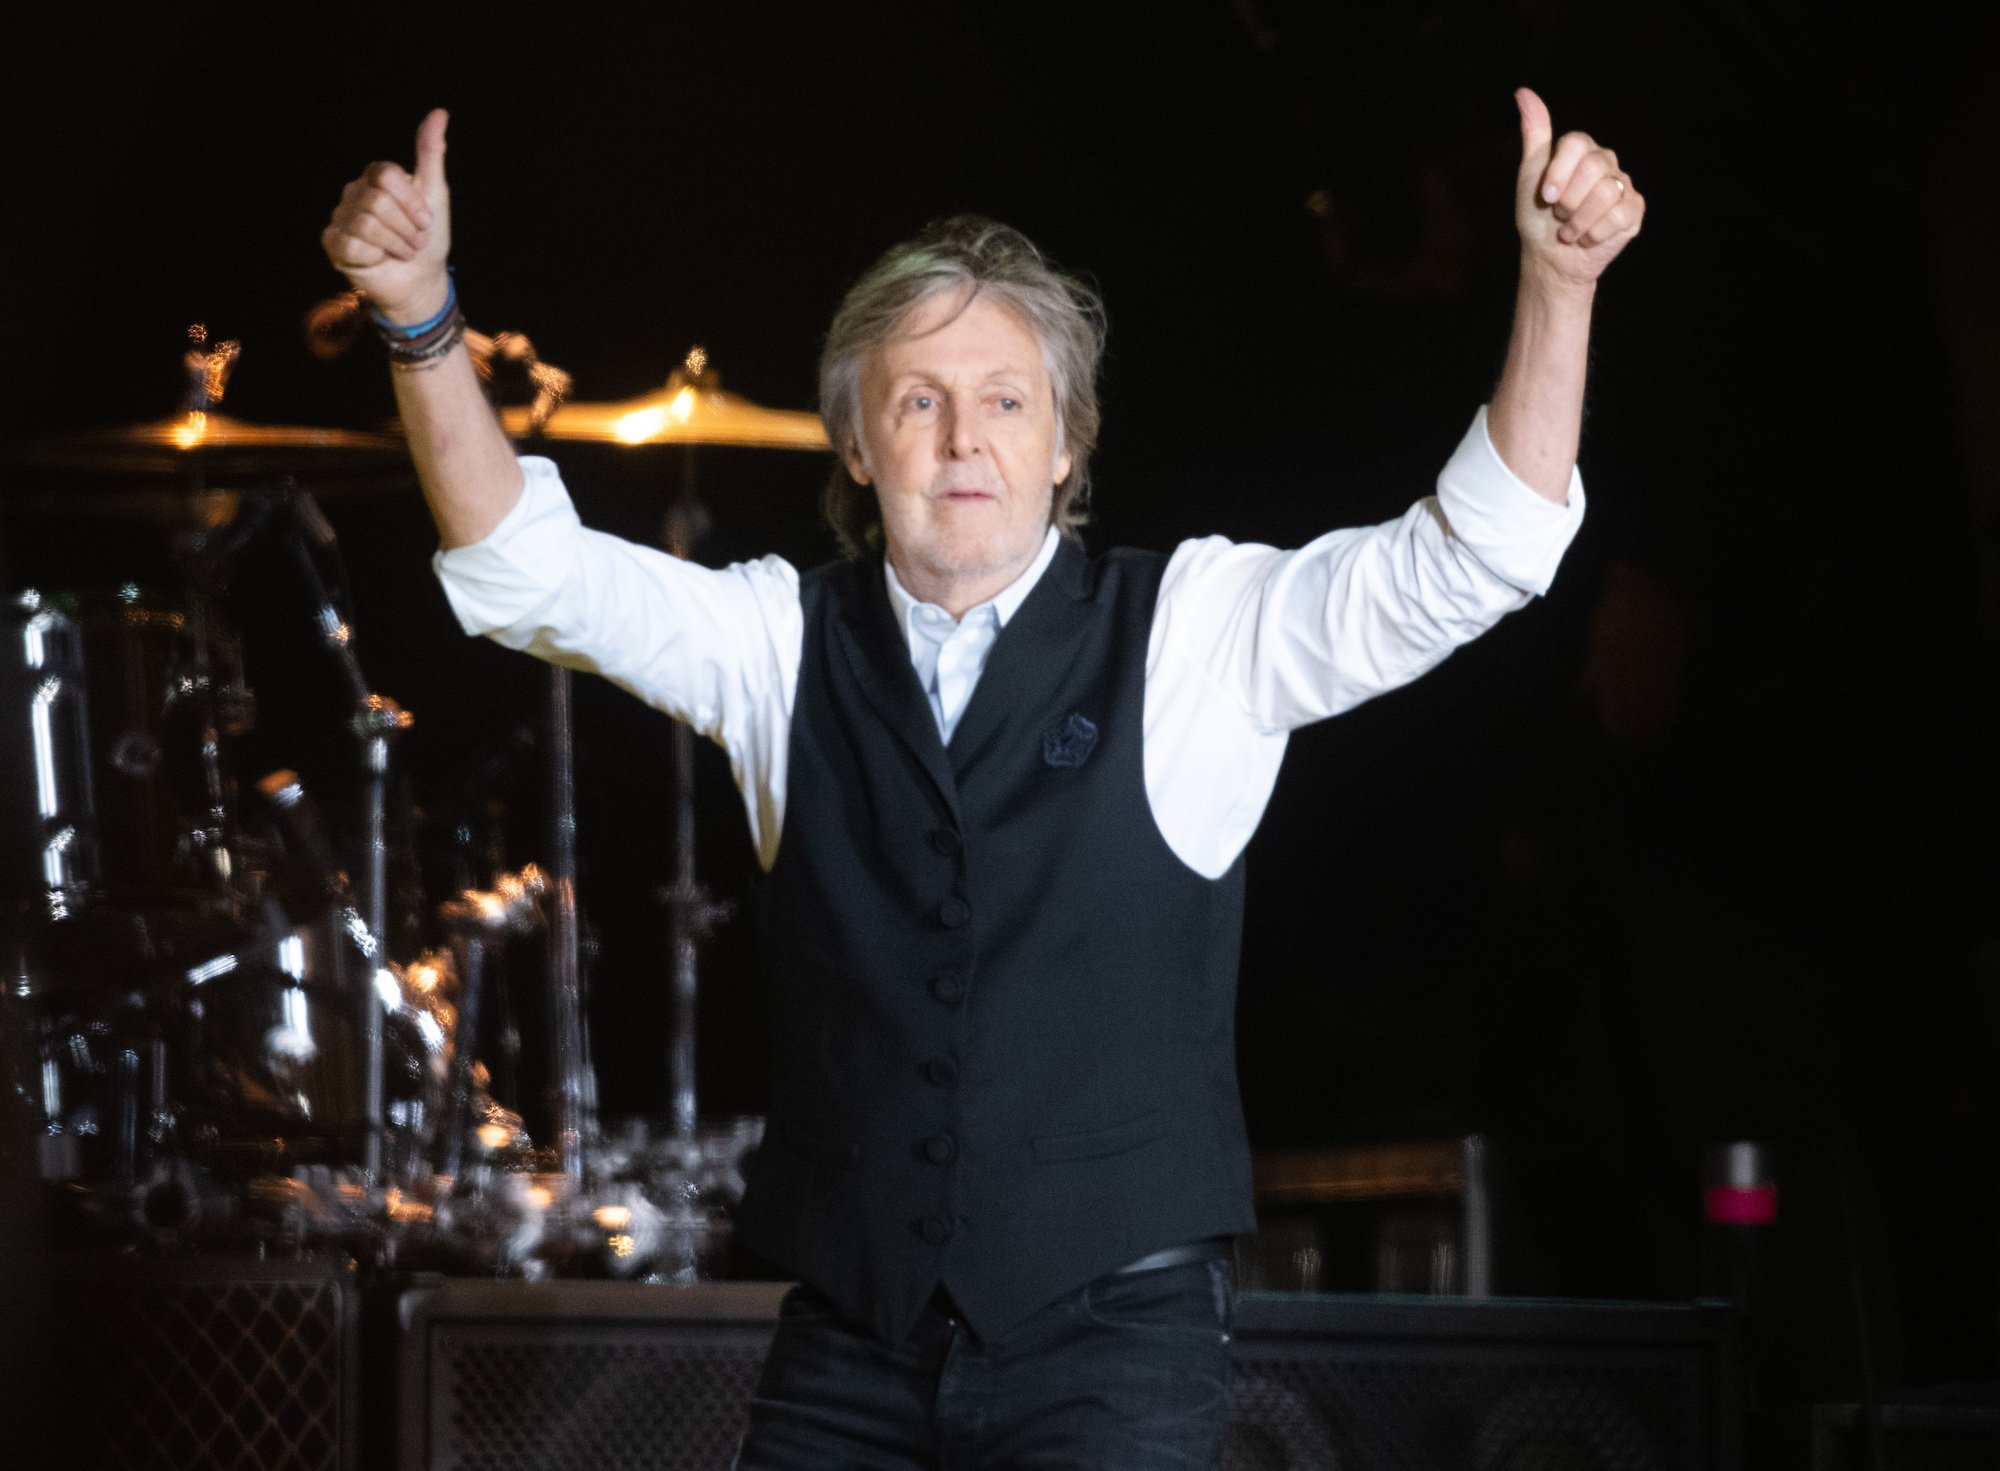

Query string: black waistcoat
[739,538,1256,1345]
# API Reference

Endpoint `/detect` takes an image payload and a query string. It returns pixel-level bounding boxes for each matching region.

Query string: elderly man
[324,92,1640,1469]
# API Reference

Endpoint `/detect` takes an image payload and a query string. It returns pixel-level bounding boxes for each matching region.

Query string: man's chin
[905,539,1031,589]
[942,543,1026,580]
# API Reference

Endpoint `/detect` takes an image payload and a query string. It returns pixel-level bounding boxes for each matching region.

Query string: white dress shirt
[434,406,1583,879]
[885,526,1062,745]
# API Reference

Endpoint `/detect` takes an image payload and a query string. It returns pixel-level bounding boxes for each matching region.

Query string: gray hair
[818,215,1107,558]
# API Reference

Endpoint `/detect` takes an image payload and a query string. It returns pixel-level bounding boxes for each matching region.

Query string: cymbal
[501,385,829,452]
[14,411,405,480]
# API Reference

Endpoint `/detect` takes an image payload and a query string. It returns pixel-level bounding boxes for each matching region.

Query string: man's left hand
[1514,87,1644,289]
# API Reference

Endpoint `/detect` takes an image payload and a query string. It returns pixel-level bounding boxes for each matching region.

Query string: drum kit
[2,328,826,1281]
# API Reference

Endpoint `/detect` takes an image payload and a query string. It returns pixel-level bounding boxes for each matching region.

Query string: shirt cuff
[1433,405,1586,597]
[431,456,581,635]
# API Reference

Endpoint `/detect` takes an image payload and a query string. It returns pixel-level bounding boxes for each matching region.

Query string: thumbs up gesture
[1513,88,1643,288]
[322,109,453,322]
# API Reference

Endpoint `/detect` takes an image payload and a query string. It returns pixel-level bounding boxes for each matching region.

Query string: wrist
[370,271,454,328]
[371,273,465,370]
[1517,254,1598,312]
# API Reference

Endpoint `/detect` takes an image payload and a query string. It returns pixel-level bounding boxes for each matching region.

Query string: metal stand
[508,410,599,1191]
[287,492,410,1180]
[176,325,246,895]
[183,594,237,891]
[547,667,594,1187]
[660,459,731,1143]
[353,696,409,1177]
[437,864,544,1181]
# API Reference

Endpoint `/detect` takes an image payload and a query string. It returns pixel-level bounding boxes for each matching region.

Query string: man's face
[844,289,1072,610]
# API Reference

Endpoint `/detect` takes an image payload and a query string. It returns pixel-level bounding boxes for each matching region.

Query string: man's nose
[940,397,980,460]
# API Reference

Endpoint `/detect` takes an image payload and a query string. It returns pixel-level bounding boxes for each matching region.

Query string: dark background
[4,0,1996,1413]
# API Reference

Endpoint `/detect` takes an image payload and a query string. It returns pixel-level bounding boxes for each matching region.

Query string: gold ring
[1612,176,1627,197]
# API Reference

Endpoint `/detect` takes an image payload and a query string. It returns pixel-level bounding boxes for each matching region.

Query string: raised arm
[1488,87,1645,499]
[1152,91,1640,740]
[320,110,805,866]
[321,109,522,548]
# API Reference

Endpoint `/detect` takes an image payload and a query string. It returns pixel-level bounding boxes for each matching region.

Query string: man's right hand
[322,108,452,323]
[321,107,521,549]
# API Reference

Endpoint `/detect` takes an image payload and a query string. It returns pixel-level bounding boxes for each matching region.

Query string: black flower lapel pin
[1042,712,1099,769]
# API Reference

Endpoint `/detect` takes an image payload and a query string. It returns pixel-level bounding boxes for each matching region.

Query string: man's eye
[997,397,1020,412]
[910,394,935,411]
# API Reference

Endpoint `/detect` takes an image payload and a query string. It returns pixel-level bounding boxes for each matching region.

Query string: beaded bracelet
[384,305,466,369]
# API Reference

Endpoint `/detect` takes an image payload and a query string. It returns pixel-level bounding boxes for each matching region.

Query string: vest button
[915,1213,954,1245]
[923,1131,958,1165]
[925,1056,960,1087]
[929,972,966,1005]
[929,827,962,857]
[937,897,970,928]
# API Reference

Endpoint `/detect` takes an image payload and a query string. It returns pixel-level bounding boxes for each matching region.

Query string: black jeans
[735,1256,1236,1470]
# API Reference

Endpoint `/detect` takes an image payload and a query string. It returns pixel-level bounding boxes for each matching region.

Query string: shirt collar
[884,525,1062,648]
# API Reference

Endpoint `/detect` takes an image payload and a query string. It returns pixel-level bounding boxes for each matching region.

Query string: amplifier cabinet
[398,1280,785,1471]
[1227,1294,1742,1471]
[1811,1401,2000,1470]
[48,1254,361,1471]
[398,1284,1740,1471]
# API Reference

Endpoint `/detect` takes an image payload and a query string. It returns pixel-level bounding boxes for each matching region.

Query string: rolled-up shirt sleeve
[433,455,801,867]
[432,457,582,636]
[1151,405,1584,738]
[1434,404,1584,596]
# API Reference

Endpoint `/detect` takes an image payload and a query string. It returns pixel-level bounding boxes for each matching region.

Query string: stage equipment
[3,586,252,912]
[46,1255,361,1471]
[497,355,827,450]
[1227,1294,1740,1471]
[11,331,402,531]
[399,1279,783,1470]
[17,410,403,480]
[1251,1135,1492,1296]
[502,348,827,1159]
[434,864,547,1181]
[266,491,414,1180]
[1812,1397,2000,1470]
[6,326,775,1276]
[394,1283,1740,1471]
[4,334,463,1245]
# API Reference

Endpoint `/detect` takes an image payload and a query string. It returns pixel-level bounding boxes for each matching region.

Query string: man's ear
[842,434,873,487]
[1053,445,1073,486]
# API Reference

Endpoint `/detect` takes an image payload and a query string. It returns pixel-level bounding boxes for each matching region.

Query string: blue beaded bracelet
[369,272,456,341]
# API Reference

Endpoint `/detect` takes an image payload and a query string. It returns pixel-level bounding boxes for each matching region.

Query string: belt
[1114,1238,1233,1275]
[921,1240,1235,1327]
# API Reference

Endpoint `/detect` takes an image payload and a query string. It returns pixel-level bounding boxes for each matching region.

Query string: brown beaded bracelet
[384,303,467,369]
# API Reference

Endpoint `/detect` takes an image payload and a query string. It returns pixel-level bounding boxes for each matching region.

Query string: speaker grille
[54,1260,356,1471]
[1228,1349,1704,1470]
[431,1329,768,1471]
[404,1284,786,1471]
[402,1287,1733,1471]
